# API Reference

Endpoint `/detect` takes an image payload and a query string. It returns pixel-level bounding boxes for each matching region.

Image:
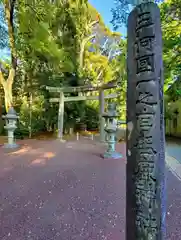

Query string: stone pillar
[99,89,105,142]
[58,91,64,140]
[127,3,166,240]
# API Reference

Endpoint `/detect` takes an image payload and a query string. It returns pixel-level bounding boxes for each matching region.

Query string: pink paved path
[0,139,180,239]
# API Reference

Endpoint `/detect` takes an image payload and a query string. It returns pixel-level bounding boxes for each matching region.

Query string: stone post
[99,89,105,142]
[76,132,79,141]
[58,91,64,140]
[127,2,166,239]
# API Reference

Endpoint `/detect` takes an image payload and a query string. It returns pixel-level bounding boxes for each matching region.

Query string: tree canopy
[0,0,126,137]
[0,0,179,137]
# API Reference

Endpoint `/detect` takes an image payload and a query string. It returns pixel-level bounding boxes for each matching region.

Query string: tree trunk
[0,1,17,113]
[4,83,13,112]
[79,20,98,70]
[0,68,15,112]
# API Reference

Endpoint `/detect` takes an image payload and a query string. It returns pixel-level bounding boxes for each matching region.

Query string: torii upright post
[58,91,64,140]
[99,89,105,142]
[126,2,166,239]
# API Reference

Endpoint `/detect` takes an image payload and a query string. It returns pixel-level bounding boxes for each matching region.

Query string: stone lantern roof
[3,107,19,120]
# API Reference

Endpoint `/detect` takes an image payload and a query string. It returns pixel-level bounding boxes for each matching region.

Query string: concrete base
[3,143,19,149]
[102,151,123,159]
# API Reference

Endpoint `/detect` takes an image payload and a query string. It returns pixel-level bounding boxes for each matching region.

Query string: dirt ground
[0,138,180,239]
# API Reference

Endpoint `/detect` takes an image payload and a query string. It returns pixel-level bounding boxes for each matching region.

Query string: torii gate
[46,81,117,142]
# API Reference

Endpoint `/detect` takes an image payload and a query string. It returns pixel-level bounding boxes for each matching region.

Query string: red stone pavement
[0,139,180,239]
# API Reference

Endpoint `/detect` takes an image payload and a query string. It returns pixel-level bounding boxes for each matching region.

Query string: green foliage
[0,0,127,137]
[161,0,181,92]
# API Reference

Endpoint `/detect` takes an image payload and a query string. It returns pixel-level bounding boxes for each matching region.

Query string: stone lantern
[102,103,122,159]
[3,107,19,148]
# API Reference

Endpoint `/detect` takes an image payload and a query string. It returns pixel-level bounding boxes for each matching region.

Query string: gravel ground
[0,139,180,240]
